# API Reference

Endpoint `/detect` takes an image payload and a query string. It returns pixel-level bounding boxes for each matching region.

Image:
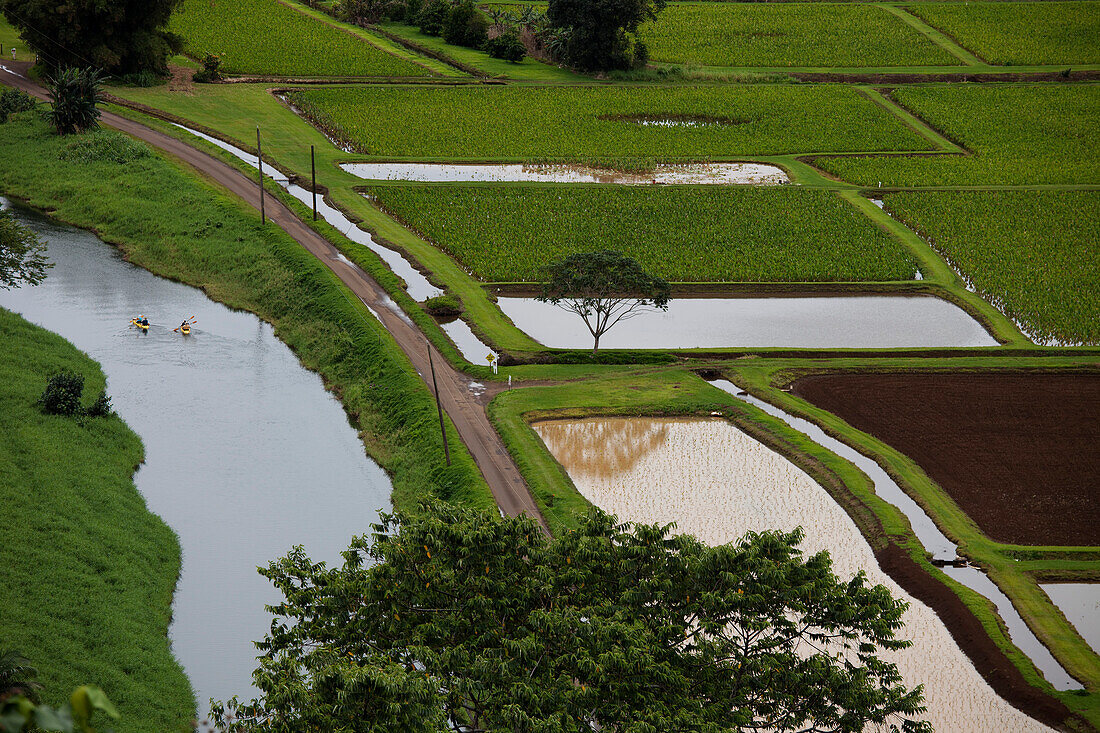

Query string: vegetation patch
[816,84,1100,186]
[597,112,749,127]
[907,1,1100,66]
[363,185,918,282]
[169,0,433,77]
[287,84,930,160]
[0,307,195,732]
[882,190,1100,345]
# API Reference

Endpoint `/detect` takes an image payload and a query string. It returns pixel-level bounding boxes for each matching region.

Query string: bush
[422,294,463,317]
[58,131,150,164]
[117,69,159,87]
[443,2,489,48]
[402,0,424,21]
[417,0,450,36]
[46,67,104,135]
[0,89,37,124]
[486,31,526,62]
[192,52,224,83]
[39,371,85,416]
[86,389,113,417]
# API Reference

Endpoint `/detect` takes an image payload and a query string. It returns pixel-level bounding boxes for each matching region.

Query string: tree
[0,209,51,290]
[212,502,931,732]
[537,250,670,354]
[546,0,665,71]
[47,68,103,135]
[0,0,182,74]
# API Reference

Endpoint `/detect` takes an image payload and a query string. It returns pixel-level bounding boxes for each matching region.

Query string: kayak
[131,319,149,332]
[181,325,191,335]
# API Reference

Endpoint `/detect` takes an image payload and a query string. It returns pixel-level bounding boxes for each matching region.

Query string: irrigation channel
[0,200,393,713]
[533,416,1059,731]
[340,161,789,185]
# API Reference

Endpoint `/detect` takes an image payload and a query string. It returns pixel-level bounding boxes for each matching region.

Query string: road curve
[1,67,550,535]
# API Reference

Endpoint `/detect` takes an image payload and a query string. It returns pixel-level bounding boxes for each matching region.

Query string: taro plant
[46,67,104,135]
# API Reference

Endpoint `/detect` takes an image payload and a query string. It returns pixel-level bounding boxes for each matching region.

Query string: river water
[0,201,392,714]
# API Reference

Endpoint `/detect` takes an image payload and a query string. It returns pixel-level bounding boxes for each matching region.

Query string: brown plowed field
[792,373,1100,547]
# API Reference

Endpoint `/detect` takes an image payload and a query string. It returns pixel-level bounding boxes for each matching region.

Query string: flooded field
[439,317,493,363]
[498,295,998,349]
[1042,584,1100,655]
[340,161,788,185]
[534,417,1054,731]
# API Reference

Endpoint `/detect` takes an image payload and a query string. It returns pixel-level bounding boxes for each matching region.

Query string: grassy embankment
[0,307,195,732]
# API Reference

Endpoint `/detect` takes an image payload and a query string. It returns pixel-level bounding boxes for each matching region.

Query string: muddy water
[170,124,442,301]
[340,161,788,185]
[498,296,998,349]
[534,417,1055,731]
[0,202,392,713]
[1041,584,1100,655]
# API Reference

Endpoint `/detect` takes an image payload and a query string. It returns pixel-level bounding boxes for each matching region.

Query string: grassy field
[882,190,1100,345]
[908,1,1100,66]
[817,83,1100,186]
[0,307,195,732]
[169,0,433,77]
[287,84,930,160]
[363,185,918,282]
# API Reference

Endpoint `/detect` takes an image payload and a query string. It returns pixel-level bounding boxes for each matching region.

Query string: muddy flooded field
[534,417,1054,731]
[791,373,1100,546]
[340,161,788,185]
[1042,584,1100,655]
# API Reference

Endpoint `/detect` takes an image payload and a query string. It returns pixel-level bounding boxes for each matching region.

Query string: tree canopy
[213,502,931,732]
[546,0,665,71]
[0,0,183,74]
[0,209,50,290]
[537,250,671,353]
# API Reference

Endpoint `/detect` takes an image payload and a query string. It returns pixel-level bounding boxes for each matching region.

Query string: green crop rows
[289,85,929,160]
[883,190,1100,345]
[817,84,1100,186]
[170,0,432,77]
[908,1,1100,66]
[363,185,918,282]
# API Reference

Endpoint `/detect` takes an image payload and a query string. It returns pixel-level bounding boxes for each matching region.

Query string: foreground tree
[0,209,50,289]
[0,0,182,74]
[46,68,104,135]
[537,250,670,354]
[546,0,665,71]
[213,503,931,732]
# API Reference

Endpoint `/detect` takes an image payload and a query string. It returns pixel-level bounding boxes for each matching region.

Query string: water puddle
[534,416,1057,730]
[599,113,748,129]
[440,317,493,363]
[707,379,1079,691]
[496,295,998,349]
[170,123,441,301]
[1041,583,1100,656]
[341,161,788,185]
[0,202,393,713]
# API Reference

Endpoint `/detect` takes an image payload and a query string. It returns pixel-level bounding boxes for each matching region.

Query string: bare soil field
[792,373,1100,547]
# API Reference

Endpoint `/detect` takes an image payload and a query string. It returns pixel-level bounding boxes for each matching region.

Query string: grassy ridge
[288,85,930,160]
[0,307,194,732]
[816,84,1100,186]
[882,190,1100,345]
[363,185,918,282]
[908,2,1100,66]
[170,0,433,77]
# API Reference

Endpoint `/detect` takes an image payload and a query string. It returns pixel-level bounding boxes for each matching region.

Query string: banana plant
[0,686,118,733]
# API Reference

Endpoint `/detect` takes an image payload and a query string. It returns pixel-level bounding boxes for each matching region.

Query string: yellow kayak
[131,319,149,332]
[181,325,191,335]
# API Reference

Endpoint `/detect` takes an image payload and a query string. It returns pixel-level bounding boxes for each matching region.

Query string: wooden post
[311,145,317,221]
[427,341,451,466]
[256,127,265,225]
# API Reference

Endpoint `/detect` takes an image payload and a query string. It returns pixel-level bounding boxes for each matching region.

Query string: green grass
[169,0,434,77]
[0,307,195,732]
[0,112,488,512]
[908,2,1100,66]
[287,84,931,160]
[0,15,35,62]
[882,190,1100,345]
[816,84,1100,186]
[362,185,919,282]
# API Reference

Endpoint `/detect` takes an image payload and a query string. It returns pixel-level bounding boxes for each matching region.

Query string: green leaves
[0,686,118,733]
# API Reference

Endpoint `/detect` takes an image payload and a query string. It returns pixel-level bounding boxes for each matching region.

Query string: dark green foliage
[191,52,224,83]
[0,0,183,73]
[0,650,43,703]
[115,69,158,87]
[38,371,84,416]
[85,390,113,417]
[422,293,463,317]
[0,89,35,123]
[0,684,119,733]
[547,0,664,70]
[57,131,150,164]
[443,1,489,48]
[46,68,104,136]
[212,503,930,732]
[485,30,526,61]
[339,0,403,25]
[538,250,670,353]
[0,210,50,290]
[417,0,450,36]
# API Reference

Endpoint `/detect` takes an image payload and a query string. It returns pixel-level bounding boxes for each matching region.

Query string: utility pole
[427,340,451,466]
[311,145,317,221]
[256,127,265,225]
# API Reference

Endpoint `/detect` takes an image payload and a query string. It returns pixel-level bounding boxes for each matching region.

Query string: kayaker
[138,315,150,327]
[180,319,189,331]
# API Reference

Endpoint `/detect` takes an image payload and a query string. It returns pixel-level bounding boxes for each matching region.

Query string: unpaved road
[2,66,549,534]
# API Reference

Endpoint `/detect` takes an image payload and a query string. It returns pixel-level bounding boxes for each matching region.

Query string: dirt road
[2,67,549,534]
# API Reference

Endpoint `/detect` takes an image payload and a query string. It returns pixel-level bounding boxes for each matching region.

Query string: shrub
[46,67,104,135]
[443,2,489,48]
[86,389,113,417]
[0,89,37,124]
[117,69,159,87]
[422,294,463,317]
[417,0,450,36]
[486,30,526,62]
[58,131,150,164]
[39,371,85,416]
[192,52,224,83]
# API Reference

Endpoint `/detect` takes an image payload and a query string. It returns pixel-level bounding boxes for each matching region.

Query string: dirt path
[2,66,549,535]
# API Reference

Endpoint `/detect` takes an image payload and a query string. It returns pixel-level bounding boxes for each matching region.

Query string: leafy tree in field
[46,68,103,135]
[537,250,670,354]
[212,502,931,732]
[0,0,183,74]
[546,0,665,71]
[0,209,50,289]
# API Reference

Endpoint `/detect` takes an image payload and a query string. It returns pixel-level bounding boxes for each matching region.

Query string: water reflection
[1041,584,1100,656]
[341,161,788,185]
[537,419,669,480]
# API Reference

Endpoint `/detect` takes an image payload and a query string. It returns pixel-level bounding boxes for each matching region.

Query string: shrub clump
[39,371,85,416]
[58,131,150,164]
[486,31,526,62]
[422,293,463,317]
[192,52,225,83]
[443,2,489,48]
[417,0,450,36]
[0,89,37,124]
[86,390,114,417]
